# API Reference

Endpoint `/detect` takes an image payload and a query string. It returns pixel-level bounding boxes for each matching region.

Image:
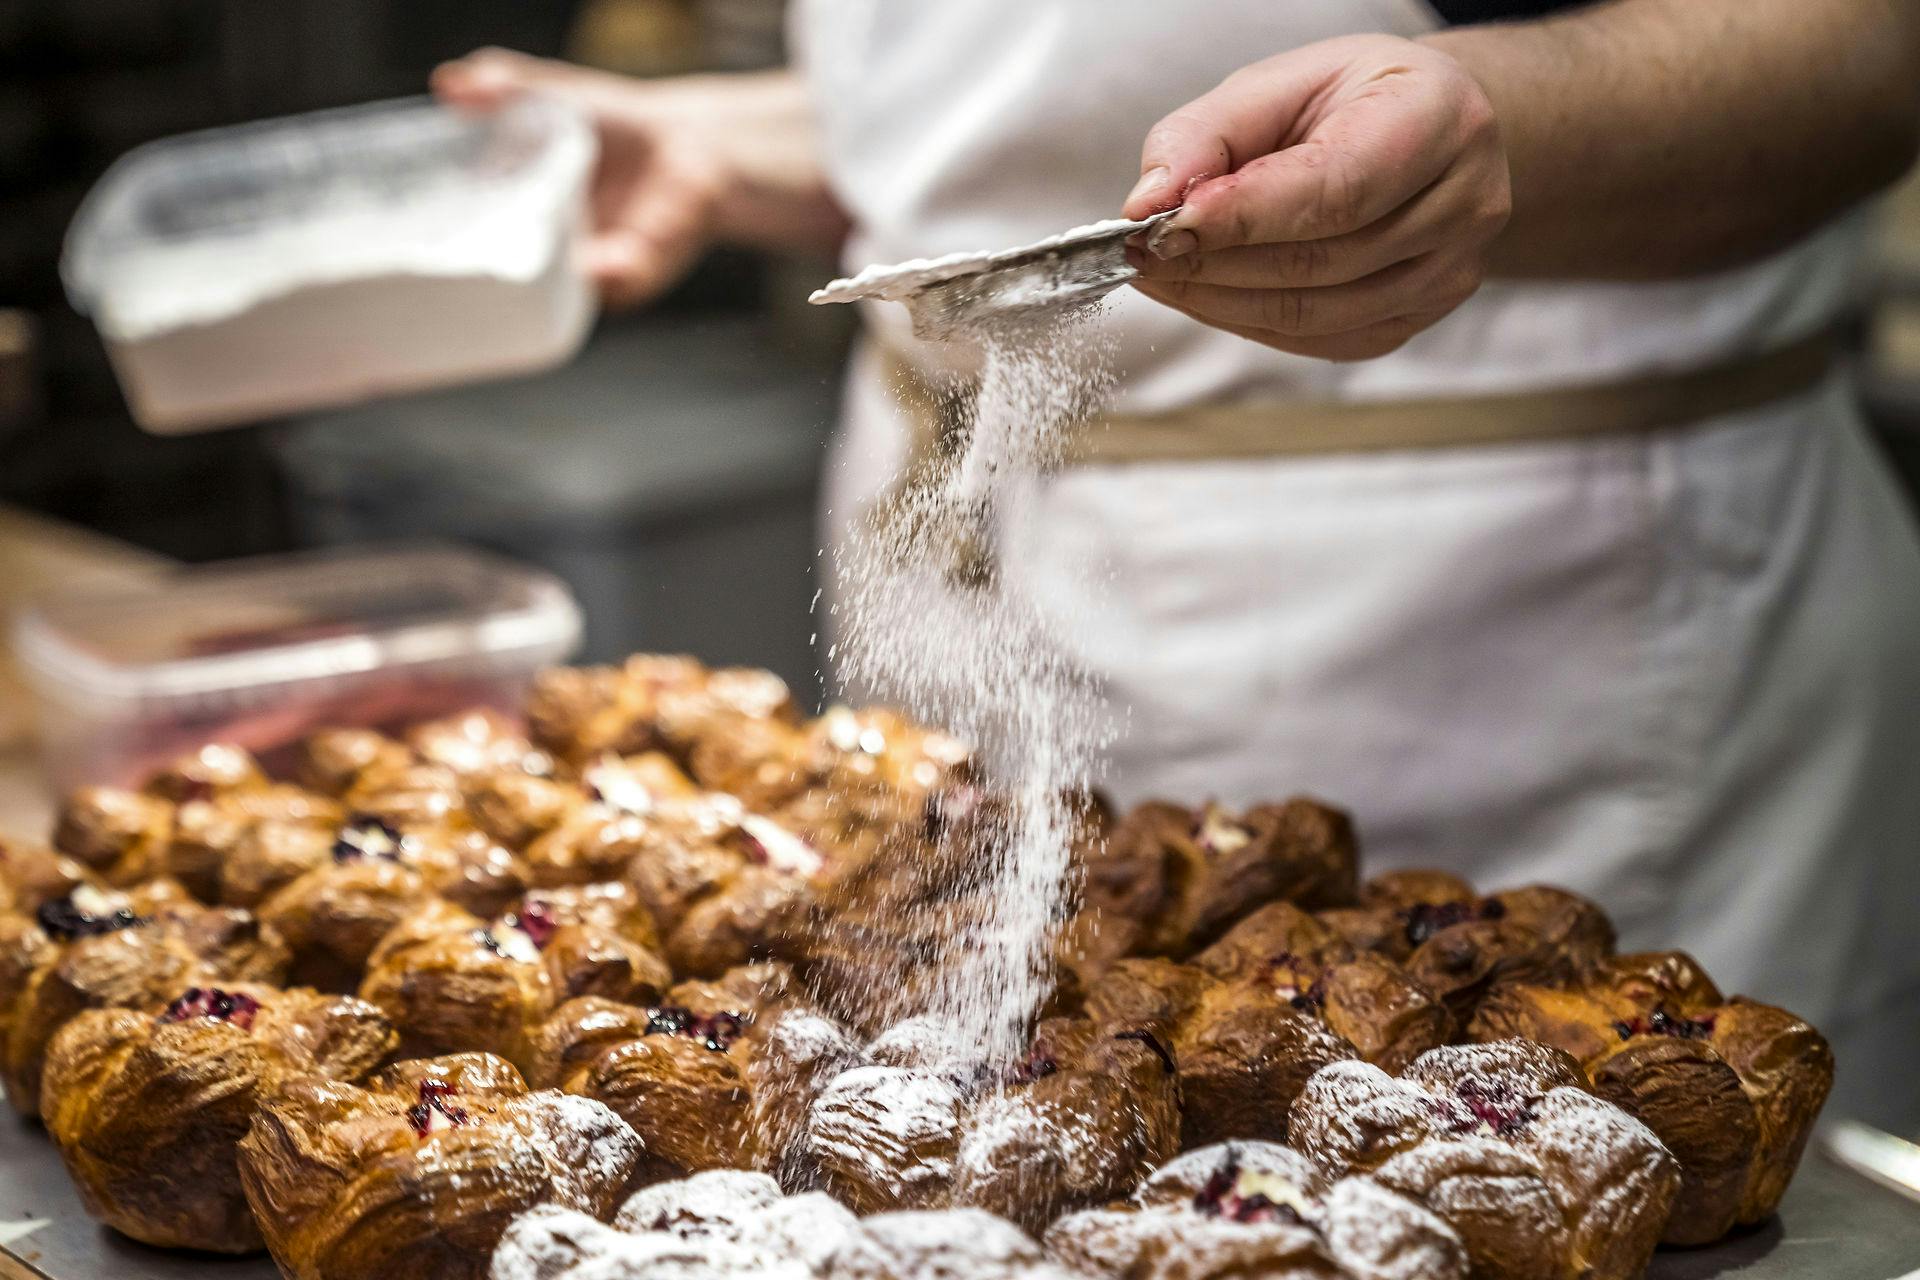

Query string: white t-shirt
[793,0,1920,1130]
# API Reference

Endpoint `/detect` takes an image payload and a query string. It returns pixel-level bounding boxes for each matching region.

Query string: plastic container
[12,545,582,791]
[62,96,598,434]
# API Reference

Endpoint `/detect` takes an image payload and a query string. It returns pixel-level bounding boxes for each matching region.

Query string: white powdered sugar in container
[63,95,598,433]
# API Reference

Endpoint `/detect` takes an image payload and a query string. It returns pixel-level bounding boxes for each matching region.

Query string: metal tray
[1,1117,1915,1280]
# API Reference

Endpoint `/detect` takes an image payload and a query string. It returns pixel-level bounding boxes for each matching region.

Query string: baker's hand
[434,48,733,309]
[1122,35,1511,361]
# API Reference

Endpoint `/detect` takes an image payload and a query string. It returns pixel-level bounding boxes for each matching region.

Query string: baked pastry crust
[1078,799,1360,964]
[1469,949,1834,1244]
[359,885,670,1070]
[1288,1042,1679,1280]
[527,963,832,1183]
[1317,873,1615,1023]
[1084,956,1355,1148]
[1046,1139,1468,1280]
[951,1017,1181,1232]
[2,881,290,1117]
[1192,901,1455,1073]
[237,1053,643,1280]
[40,983,394,1251]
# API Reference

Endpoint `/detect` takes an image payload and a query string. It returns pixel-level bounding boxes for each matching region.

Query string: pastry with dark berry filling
[254,814,529,989]
[1046,1140,1467,1280]
[39,983,393,1251]
[2,880,289,1117]
[238,1053,643,1280]
[1082,955,1355,1148]
[1191,901,1455,1072]
[1288,1041,1678,1280]
[358,884,670,1070]
[1470,949,1833,1244]
[1073,797,1361,971]
[950,1016,1181,1232]
[1316,870,1616,1023]
[526,963,844,1184]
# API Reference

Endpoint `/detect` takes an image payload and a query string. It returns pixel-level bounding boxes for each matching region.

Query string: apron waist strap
[881,330,1837,465]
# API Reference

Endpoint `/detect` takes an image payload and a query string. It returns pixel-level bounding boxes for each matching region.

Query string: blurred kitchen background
[0,0,850,697]
[3,0,1920,731]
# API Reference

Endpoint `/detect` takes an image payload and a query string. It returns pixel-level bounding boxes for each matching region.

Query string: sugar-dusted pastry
[492,1169,858,1280]
[951,1017,1181,1232]
[1470,949,1833,1244]
[239,1054,643,1280]
[1078,798,1360,965]
[1084,955,1354,1148]
[40,983,394,1251]
[1191,901,1454,1072]
[528,963,845,1184]
[359,884,670,1069]
[2,880,289,1117]
[1317,871,1616,1022]
[1288,1042,1678,1280]
[831,1208,1076,1280]
[1047,1140,1468,1280]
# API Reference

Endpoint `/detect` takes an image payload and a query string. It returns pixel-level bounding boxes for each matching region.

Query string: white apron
[793,0,1920,1128]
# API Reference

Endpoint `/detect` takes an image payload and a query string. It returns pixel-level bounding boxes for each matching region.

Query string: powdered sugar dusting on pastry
[810,1066,964,1195]
[1288,1060,1438,1175]
[831,1208,1068,1280]
[1318,1175,1470,1280]
[519,1092,645,1206]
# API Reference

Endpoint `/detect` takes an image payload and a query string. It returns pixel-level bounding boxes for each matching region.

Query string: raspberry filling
[1612,1008,1717,1041]
[407,1079,472,1137]
[1442,1078,1535,1137]
[1400,897,1506,947]
[36,888,147,940]
[332,815,404,864]
[644,1006,747,1052]
[160,987,260,1029]
[503,899,559,949]
[1009,1042,1060,1085]
[1193,1153,1309,1226]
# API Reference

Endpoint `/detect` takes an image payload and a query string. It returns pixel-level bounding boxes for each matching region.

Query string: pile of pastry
[0,654,1834,1280]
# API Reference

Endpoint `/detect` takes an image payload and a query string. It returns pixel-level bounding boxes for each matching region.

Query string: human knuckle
[1278,237,1331,283]
[1260,288,1315,335]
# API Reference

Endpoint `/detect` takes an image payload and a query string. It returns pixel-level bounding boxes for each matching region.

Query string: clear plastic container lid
[62,95,595,342]
[12,544,583,719]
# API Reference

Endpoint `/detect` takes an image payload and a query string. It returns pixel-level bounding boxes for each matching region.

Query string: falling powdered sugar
[827,298,1123,1072]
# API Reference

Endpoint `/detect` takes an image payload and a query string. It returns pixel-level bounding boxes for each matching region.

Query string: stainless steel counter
[0,1123,1915,1280]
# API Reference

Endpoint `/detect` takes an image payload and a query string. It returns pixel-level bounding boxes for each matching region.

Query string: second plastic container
[63,96,598,434]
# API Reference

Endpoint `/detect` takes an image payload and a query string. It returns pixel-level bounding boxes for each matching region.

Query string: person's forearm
[1424,0,1920,279]
[651,70,850,256]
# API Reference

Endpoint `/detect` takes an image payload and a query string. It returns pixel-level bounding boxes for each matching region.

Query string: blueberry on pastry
[1287,1042,1678,1280]
[39,983,394,1251]
[1469,949,1833,1244]
[238,1054,643,1280]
